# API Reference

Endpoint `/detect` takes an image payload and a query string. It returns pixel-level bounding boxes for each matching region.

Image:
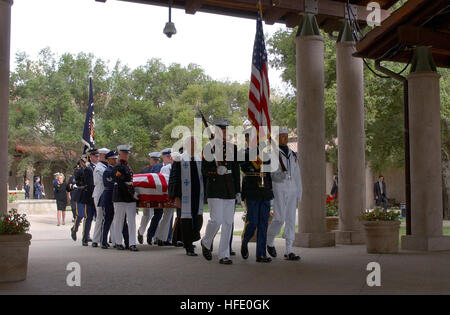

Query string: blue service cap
[105,150,118,159]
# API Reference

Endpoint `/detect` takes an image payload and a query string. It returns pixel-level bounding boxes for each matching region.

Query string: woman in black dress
[54,174,69,226]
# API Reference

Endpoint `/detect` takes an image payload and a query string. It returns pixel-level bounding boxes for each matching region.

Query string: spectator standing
[54,174,69,226]
[374,175,388,211]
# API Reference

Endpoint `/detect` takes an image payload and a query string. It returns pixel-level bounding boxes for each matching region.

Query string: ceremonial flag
[82,74,95,154]
[248,14,271,137]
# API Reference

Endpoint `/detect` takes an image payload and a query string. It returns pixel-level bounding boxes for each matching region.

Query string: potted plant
[359,208,401,254]
[326,194,339,232]
[0,209,32,282]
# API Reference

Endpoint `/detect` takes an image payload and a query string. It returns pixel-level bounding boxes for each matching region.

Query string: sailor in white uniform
[154,148,175,245]
[266,129,303,260]
[91,148,110,248]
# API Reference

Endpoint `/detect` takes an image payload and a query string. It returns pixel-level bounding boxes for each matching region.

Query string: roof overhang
[355,0,450,68]
[99,0,395,33]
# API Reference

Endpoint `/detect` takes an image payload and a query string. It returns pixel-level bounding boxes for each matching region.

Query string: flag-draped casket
[132,173,175,208]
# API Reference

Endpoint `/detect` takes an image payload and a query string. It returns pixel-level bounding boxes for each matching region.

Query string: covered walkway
[0,215,449,295]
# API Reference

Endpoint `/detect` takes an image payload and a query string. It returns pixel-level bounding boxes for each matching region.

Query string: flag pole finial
[257,0,263,20]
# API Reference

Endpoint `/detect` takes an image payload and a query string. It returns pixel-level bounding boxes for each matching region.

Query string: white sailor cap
[213,118,230,129]
[160,148,172,156]
[98,148,110,154]
[148,152,160,159]
[117,145,132,152]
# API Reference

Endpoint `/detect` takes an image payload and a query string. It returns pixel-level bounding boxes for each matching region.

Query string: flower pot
[0,233,32,282]
[326,216,339,232]
[362,221,400,254]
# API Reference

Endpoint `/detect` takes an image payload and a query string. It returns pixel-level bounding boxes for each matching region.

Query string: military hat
[105,150,118,159]
[148,152,160,159]
[98,148,110,154]
[279,128,289,135]
[87,148,99,156]
[160,148,172,156]
[117,145,132,152]
[213,118,231,129]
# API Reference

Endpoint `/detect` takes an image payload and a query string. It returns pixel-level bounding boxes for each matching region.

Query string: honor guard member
[266,129,302,261]
[81,149,97,246]
[70,159,85,241]
[100,151,130,249]
[201,119,241,265]
[137,151,161,244]
[145,154,164,245]
[168,137,204,256]
[240,129,274,263]
[154,148,175,246]
[91,148,110,247]
[112,145,139,251]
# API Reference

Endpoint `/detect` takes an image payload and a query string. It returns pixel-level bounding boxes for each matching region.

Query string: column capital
[0,0,13,5]
[410,46,437,73]
[337,19,354,43]
[296,14,320,37]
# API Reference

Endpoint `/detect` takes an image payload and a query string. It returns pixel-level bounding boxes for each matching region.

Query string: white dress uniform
[267,141,302,255]
[154,161,174,242]
[92,148,110,244]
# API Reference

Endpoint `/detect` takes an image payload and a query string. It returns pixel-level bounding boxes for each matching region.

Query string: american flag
[82,74,95,154]
[248,15,271,137]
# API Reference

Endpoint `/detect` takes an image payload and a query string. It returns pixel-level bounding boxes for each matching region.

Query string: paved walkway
[0,214,449,295]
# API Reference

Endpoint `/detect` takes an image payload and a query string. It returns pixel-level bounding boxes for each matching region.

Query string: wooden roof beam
[397,25,450,54]
[185,0,203,14]
[263,7,288,25]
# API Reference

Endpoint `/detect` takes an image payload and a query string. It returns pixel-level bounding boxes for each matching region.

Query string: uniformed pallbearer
[112,145,139,252]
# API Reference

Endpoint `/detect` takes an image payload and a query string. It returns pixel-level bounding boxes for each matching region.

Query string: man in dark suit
[24,179,30,199]
[374,175,388,211]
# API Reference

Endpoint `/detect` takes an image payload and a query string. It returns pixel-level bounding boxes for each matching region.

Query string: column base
[335,230,366,245]
[294,232,335,248]
[401,235,450,251]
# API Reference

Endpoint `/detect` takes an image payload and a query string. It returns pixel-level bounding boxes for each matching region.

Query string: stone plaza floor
[0,214,449,295]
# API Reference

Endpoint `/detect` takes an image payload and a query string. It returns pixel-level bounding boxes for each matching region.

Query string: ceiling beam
[397,25,450,54]
[185,0,203,14]
[263,7,288,25]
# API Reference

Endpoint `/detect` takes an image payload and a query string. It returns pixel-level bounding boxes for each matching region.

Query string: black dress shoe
[92,242,98,248]
[157,240,163,246]
[219,258,233,265]
[82,241,89,247]
[129,245,139,252]
[267,246,277,258]
[284,253,301,261]
[163,241,171,246]
[175,241,184,247]
[137,232,143,244]
[101,244,108,249]
[125,245,130,250]
[241,243,249,260]
[116,245,125,250]
[201,241,212,261]
[108,237,112,244]
[230,251,236,256]
[186,251,198,257]
[146,235,152,245]
[71,230,77,241]
[256,256,272,263]
[87,238,92,242]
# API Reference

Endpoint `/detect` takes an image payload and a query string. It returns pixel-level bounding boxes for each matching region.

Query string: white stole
[180,153,204,219]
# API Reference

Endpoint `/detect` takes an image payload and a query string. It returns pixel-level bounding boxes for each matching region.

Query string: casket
[132,173,176,208]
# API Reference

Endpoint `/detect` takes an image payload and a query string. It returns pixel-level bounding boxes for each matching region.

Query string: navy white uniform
[92,148,110,246]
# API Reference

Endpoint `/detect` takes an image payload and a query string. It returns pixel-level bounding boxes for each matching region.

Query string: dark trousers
[243,199,270,258]
[70,199,77,220]
[376,195,388,210]
[147,208,163,240]
[171,208,183,245]
[102,202,129,247]
[181,215,203,251]
[72,202,95,243]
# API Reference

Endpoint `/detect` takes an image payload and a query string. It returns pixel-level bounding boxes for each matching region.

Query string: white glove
[217,165,227,175]
[236,193,242,205]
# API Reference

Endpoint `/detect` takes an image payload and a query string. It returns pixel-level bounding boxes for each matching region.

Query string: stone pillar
[294,14,335,248]
[0,0,12,214]
[334,20,366,244]
[365,165,374,210]
[401,47,450,251]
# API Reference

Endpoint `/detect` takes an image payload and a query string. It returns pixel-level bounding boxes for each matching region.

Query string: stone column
[294,14,335,248]
[402,47,450,251]
[334,20,366,245]
[0,0,12,215]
